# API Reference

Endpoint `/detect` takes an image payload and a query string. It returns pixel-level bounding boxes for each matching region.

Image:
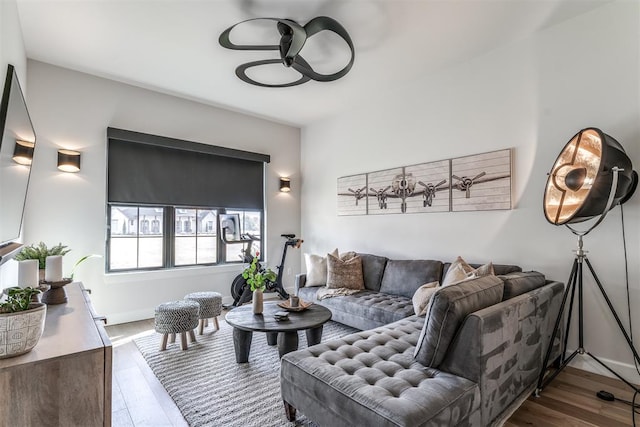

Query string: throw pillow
[304,249,338,287]
[500,271,546,300]
[326,253,364,290]
[442,256,495,286]
[441,262,472,286]
[412,281,439,316]
[414,274,504,368]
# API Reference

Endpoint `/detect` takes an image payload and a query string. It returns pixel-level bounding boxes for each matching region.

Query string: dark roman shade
[107,128,270,209]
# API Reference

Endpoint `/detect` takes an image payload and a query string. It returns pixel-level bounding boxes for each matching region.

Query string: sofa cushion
[299,287,416,330]
[500,271,547,300]
[414,274,504,368]
[379,259,443,298]
[356,253,388,291]
[304,248,339,287]
[326,254,364,290]
[412,281,439,316]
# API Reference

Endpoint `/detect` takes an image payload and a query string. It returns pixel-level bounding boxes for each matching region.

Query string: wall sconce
[280,177,291,192]
[12,140,34,165]
[57,149,81,173]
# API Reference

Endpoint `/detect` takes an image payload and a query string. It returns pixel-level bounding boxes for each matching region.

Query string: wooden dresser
[0,282,112,426]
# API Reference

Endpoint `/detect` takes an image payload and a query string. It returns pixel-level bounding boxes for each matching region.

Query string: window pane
[197,236,216,264]
[225,210,261,262]
[110,236,137,269]
[139,237,163,268]
[196,209,217,264]
[109,206,138,269]
[243,211,261,236]
[175,209,196,265]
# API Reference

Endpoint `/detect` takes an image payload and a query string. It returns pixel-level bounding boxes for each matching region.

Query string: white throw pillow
[412,281,439,316]
[442,256,494,287]
[304,248,338,286]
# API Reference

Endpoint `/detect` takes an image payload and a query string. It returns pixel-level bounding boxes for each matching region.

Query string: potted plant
[0,287,46,359]
[242,257,276,314]
[15,242,70,280]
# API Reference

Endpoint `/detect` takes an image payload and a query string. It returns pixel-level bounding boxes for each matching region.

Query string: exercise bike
[228,234,303,308]
[219,214,303,308]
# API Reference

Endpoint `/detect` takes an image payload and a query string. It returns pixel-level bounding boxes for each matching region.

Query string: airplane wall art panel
[451,149,512,212]
[367,167,404,215]
[337,148,513,216]
[337,173,368,216]
[404,160,451,214]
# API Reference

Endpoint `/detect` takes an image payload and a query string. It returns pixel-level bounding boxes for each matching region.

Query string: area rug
[134,319,358,427]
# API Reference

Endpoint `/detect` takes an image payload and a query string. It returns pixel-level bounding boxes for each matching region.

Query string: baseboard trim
[567,351,640,385]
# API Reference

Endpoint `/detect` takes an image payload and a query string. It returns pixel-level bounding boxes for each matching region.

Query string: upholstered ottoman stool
[184,291,223,335]
[154,300,199,351]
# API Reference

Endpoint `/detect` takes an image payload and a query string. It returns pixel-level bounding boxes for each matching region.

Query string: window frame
[106,204,264,273]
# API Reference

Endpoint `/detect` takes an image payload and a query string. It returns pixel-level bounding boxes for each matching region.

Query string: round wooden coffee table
[225,301,332,363]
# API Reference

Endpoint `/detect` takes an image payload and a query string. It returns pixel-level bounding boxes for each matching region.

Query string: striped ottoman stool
[184,291,223,335]
[154,300,199,351]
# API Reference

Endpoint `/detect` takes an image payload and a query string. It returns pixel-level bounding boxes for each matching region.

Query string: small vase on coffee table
[252,289,263,314]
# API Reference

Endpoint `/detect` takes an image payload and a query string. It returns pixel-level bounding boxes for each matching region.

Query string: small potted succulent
[0,287,46,359]
[242,257,276,314]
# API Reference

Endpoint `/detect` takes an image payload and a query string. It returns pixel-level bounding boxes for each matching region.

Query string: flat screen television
[0,64,36,248]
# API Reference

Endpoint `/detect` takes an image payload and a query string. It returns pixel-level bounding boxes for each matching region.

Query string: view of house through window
[174,208,217,266]
[109,206,164,269]
[108,205,262,271]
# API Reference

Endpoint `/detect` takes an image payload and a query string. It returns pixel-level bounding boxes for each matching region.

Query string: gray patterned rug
[134,318,358,427]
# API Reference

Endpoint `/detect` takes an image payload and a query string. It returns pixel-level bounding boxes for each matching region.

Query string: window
[174,208,217,266]
[109,206,164,270]
[105,128,270,273]
[224,210,262,262]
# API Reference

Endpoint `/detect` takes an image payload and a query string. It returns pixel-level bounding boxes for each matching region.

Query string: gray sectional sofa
[280,254,564,426]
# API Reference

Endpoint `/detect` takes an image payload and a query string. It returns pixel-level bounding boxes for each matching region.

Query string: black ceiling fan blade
[235,59,311,88]
[219,18,282,51]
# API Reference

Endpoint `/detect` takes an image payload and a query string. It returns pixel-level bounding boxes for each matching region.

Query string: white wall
[0,0,27,286]
[301,2,640,380]
[17,60,301,324]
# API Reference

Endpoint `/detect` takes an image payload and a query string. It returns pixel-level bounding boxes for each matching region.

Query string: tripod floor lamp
[536,127,639,395]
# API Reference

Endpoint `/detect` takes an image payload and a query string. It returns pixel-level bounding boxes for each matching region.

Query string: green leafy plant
[70,254,102,279]
[15,242,71,269]
[242,257,276,292]
[0,287,41,313]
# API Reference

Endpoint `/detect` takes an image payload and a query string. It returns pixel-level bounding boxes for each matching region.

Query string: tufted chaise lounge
[283,255,564,426]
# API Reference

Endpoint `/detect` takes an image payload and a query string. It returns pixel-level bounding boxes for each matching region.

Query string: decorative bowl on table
[278,299,313,312]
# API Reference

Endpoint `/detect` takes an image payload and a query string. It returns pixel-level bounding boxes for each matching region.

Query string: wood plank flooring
[106,318,638,426]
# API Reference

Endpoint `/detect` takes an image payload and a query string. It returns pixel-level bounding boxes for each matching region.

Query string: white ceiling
[16,0,610,127]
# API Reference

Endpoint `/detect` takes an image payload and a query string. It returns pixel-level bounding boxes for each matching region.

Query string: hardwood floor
[106,319,638,426]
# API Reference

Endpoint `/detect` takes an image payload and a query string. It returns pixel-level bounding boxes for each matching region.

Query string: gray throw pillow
[414,274,504,368]
[326,254,364,290]
[500,271,546,300]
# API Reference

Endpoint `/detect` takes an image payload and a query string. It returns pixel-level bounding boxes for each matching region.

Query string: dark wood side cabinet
[0,282,112,426]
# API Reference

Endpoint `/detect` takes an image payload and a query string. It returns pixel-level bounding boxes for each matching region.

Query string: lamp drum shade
[12,140,34,165]
[543,128,637,225]
[280,177,291,192]
[57,149,81,172]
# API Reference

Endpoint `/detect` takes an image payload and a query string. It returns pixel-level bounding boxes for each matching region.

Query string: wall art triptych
[337,148,512,216]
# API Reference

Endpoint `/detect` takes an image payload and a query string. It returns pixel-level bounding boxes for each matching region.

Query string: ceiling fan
[219,16,355,88]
